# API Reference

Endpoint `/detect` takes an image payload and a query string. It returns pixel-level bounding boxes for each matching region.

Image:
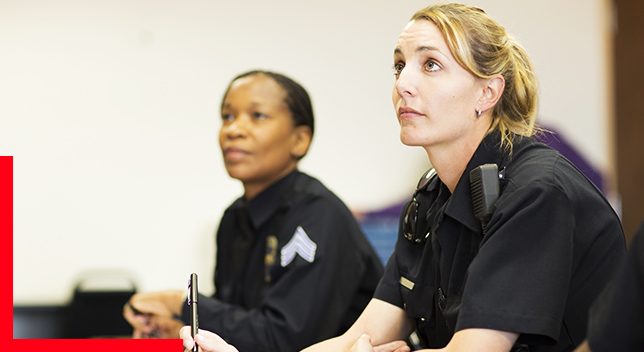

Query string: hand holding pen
[180,326,240,352]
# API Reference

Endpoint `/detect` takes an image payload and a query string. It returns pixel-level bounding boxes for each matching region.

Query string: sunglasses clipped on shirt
[403,168,437,243]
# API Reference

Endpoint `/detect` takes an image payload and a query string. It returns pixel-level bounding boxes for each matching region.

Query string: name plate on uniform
[399,277,415,290]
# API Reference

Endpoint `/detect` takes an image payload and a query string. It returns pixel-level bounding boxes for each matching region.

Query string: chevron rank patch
[281,226,317,267]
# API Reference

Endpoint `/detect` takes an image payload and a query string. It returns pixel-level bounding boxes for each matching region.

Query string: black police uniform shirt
[373,132,626,351]
[180,170,384,352]
[587,218,644,352]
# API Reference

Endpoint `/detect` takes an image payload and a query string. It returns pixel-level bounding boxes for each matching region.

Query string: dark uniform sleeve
[373,250,405,308]
[373,201,408,309]
[587,220,644,352]
[182,196,381,352]
[456,181,575,343]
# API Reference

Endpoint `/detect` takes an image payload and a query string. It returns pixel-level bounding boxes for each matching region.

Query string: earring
[476,109,482,117]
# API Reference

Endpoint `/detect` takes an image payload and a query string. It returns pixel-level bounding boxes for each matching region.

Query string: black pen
[188,273,199,352]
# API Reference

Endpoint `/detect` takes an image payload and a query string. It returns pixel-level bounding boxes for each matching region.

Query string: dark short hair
[221,70,315,137]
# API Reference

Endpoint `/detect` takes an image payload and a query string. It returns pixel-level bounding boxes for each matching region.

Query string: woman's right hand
[180,326,239,352]
[123,298,157,338]
[123,290,185,338]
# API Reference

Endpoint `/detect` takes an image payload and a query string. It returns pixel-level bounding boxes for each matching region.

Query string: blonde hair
[410,3,540,151]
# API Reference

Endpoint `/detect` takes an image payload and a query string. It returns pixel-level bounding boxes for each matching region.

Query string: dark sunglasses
[403,168,437,243]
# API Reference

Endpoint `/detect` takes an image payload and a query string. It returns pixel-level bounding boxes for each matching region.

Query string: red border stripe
[5,156,180,350]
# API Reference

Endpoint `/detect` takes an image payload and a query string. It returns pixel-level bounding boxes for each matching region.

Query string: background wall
[614,0,644,240]
[2,0,615,305]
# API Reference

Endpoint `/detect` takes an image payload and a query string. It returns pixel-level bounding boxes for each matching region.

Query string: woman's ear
[291,125,312,159]
[476,74,505,115]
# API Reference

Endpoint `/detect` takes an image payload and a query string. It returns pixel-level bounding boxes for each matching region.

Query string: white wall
[2,0,613,305]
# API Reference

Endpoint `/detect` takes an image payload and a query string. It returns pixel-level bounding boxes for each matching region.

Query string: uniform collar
[233,170,300,230]
[444,132,506,234]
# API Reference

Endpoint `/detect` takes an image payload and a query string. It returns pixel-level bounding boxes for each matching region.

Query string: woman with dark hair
[124,70,383,352]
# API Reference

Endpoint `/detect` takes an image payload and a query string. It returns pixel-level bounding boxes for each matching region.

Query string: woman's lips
[223,147,249,162]
[398,107,424,119]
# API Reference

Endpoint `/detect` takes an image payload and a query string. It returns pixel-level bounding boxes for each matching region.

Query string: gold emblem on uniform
[265,235,278,282]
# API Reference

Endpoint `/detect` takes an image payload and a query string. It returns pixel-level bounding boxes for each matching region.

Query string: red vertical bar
[4,156,180,350]
[1,156,13,342]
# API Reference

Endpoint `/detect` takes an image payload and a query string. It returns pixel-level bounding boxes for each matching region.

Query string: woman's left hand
[350,335,410,352]
[374,340,410,352]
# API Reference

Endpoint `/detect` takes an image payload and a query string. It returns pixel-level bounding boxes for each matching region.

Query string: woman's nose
[394,67,417,98]
[223,116,249,138]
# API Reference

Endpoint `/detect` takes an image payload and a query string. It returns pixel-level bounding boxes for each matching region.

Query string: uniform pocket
[399,274,456,348]
[399,275,435,330]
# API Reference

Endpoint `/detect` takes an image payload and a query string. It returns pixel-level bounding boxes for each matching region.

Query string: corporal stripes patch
[281,226,317,267]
